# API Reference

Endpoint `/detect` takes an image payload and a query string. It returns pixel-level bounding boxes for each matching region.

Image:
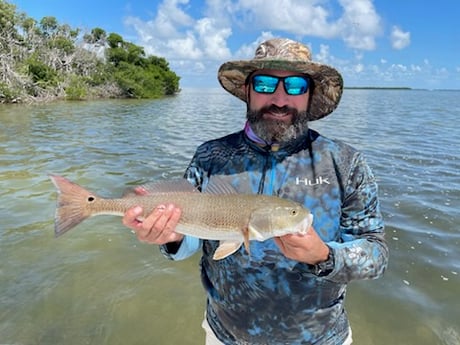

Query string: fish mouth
[296,214,313,235]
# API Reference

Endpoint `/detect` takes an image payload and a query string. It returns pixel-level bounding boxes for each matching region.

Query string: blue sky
[10,0,460,90]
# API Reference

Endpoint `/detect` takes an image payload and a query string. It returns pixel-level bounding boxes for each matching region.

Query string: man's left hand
[274,227,329,264]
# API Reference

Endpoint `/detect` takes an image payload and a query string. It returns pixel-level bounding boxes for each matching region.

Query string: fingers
[274,227,328,264]
[122,204,184,245]
[134,186,149,196]
[122,205,144,230]
[273,237,286,252]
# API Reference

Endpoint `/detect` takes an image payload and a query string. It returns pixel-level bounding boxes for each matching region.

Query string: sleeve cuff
[160,235,201,261]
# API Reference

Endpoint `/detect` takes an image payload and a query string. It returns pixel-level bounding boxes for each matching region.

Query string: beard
[247,105,309,144]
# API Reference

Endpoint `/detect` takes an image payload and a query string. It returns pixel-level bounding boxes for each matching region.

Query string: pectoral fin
[247,225,265,241]
[213,241,242,260]
[242,226,251,255]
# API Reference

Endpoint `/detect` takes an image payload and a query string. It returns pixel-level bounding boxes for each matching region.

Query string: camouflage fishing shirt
[160,129,389,345]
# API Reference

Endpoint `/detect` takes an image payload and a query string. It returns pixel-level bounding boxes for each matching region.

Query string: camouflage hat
[217,38,343,121]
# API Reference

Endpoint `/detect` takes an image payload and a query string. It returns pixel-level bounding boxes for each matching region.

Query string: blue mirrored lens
[252,75,309,95]
[253,75,279,93]
[284,76,309,95]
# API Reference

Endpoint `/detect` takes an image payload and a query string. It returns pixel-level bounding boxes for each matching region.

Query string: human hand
[274,226,329,264]
[122,203,184,245]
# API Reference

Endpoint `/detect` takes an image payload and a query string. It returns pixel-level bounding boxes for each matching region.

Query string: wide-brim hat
[218,38,343,121]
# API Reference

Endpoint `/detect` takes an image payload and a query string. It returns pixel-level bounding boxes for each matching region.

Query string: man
[123,38,389,345]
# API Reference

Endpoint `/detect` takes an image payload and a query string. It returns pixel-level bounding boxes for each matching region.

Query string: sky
[10,0,460,90]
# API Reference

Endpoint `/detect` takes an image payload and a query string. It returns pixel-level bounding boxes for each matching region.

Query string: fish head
[248,203,313,240]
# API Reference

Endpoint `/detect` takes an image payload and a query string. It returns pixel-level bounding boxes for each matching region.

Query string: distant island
[344,86,412,90]
[345,87,459,91]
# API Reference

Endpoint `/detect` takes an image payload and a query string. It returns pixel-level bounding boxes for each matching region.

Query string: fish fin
[124,175,238,197]
[242,227,251,255]
[49,175,99,237]
[247,208,272,240]
[203,176,238,195]
[247,225,265,241]
[122,179,198,197]
[122,186,150,197]
[213,241,242,260]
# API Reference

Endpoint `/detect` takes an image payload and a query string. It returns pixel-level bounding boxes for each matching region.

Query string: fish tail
[49,174,98,237]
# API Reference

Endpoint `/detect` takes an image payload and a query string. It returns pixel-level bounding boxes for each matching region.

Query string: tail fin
[49,174,98,237]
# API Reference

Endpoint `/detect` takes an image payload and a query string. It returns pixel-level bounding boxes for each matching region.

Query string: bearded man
[123,38,389,345]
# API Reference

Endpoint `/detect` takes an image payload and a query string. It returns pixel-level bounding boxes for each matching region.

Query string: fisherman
[123,38,389,345]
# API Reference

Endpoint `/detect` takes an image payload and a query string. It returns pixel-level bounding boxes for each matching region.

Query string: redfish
[50,175,313,260]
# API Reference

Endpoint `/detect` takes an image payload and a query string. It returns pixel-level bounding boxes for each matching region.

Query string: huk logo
[295,176,331,186]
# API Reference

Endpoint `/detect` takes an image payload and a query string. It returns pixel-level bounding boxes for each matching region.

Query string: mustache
[260,105,298,116]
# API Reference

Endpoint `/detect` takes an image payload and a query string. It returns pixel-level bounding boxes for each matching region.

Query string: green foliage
[20,16,36,32]
[147,55,170,71]
[84,61,111,86]
[125,42,145,65]
[105,35,180,98]
[113,62,163,98]
[0,0,181,103]
[106,46,128,67]
[39,16,58,37]
[83,27,106,45]
[49,36,75,54]
[26,55,59,87]
[107,33,123,48]
[0,0,17,31]
[162,70,181,95]
[65,75,88,100]
[0,82,20,102]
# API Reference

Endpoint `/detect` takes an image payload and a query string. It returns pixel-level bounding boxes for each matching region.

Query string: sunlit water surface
[1,88,459,344]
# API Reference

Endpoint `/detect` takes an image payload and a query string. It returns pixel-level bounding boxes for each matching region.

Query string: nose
[269,81,289,107]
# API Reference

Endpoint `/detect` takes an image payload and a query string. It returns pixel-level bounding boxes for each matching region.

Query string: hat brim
[218,59,343,121]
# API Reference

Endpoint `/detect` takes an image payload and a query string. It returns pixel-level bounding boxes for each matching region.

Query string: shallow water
[1,88,459,344]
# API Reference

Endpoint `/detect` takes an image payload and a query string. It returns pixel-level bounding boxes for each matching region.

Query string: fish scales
[89,193,268,239]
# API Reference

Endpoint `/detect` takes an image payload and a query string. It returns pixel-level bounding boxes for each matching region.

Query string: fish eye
[88,196,95,202]
[290,209,297,216]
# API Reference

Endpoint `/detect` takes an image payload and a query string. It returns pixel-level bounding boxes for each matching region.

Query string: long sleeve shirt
[160,128,389,345]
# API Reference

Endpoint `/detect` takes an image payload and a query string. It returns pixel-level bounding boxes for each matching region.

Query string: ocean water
[0,88,459,344]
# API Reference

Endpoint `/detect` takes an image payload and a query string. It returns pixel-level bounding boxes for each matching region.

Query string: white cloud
[369,64,380,73]
[231,0,382,50]
[195,17,232,59]
[124,0,384,66]
[121,0,455,88]
[390,26,410,50]
[315,44,331,64]
[194,61,206,73]
[233,0,336,37]
[124,0,232,61]
[229,31,278,60]
[389,63,408,72]
[149,0,194,38]
[337,0,382,50]
[354,63,364,73]
[166,34,203,59]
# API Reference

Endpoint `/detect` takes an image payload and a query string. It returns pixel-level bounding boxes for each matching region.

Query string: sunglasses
[251,74,310,96]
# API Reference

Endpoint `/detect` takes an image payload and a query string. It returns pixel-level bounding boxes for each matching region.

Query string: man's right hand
[122,203,184,245]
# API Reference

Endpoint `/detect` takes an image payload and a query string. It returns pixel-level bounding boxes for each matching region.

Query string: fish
[49,174,313,260]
